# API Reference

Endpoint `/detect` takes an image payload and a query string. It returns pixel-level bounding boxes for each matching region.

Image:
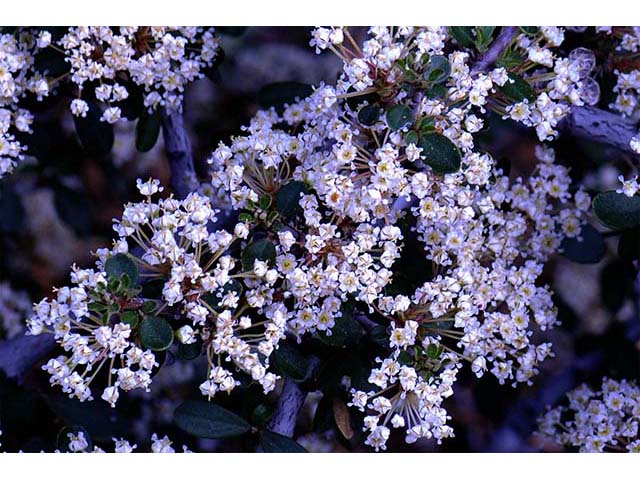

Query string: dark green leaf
[174,400,251,439]
[104,253,139,285]
[498,73,537,102]
[358,103,382,126]
[242,238,276,271]
[593,191,640,231]
[560,223,606,264]
[257,431,307,453]
[135,110,161,152]
[418,133,462,175]
[448,27,475,47]
[519,26,539,35]
[475,26,496,52]
[275,181,309,219]
[386,104,413,131]
[424,55,451,84]
[272,342,310,382]
[405,131,418,145]
[257,82,313,115]
[139,316,174,351]
[120,310,139,328]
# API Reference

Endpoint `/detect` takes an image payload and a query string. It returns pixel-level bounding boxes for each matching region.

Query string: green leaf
[120,310,139,328]
[139,316,174,351]
[418,133,462,175]
[275,181,309,219]
[257,431,307,453]
[475,26,496,52]
[73,100,114,156]
[258,194,272,210]
[257,82,313,115]
[174,400,251,439]
[358,103,382,126]
[560,224,606,264]
[272,342,310,382]
[135,110,161,152]
[593,191,640,231]
[498,73,537,103]
[448,27,475,47]
[519,26,539,35]
[104,253,139,285]
[242,238,276,271]
[386,104,413,131]
[423,55,451,84]
[405,130,419,145]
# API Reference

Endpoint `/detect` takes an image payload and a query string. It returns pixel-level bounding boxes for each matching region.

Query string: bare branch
[267,378,306,437]
[471,27,519,75]
[563,105,639,155]
[160,107,199,200]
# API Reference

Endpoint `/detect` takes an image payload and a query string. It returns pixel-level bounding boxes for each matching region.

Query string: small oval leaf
[175,400,251,439]
[139,316,174,351]
[104,253,139,285]
[135,110,161,152]
[258,431,307,453]
[241,238,277,271]
[275,181,309,219]
[593,191,640,231]
[418,133,462,175]
[386,104,413,131]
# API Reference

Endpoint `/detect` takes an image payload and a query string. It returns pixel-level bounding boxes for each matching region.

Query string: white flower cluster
[537,378,640,452]
[0,281,31,339]
[61,27,219,121]
[26,265,158,405]
[58,431,190,453]
[0,31,43,177]
[506,30,600,140]
[204,27,591,450]
[0,27,219,177]
[27,178,290,405]
[610,27,640,118]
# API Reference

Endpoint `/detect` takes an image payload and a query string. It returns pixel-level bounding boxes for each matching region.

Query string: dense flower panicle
[60,26,219,117]
[0,27,219,178]
[205,27,591,450]
[22,26,598,450]
[505,32,600,140]
[27,178,288,405]
[0,282,31,339]
[0,31,43,176]
[537,378,640,452]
